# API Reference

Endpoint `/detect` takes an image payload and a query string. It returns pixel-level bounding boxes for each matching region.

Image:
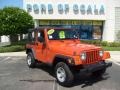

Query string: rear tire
[27,52,36,68]
[55,62,74,86]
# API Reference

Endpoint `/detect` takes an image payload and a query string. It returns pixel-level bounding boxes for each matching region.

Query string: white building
[0,0,120,42]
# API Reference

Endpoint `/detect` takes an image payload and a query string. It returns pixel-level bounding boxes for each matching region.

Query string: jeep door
[35,30,47,63]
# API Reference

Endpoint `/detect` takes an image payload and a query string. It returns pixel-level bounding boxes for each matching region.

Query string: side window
[28,31,36,42]
[38,31,45,43]
[32,31,35,41]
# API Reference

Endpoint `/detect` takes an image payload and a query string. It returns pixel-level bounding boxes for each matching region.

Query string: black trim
[79,61,112,73]
[26,48,36,59]
[53,54,75,65]
[55,55,71,59]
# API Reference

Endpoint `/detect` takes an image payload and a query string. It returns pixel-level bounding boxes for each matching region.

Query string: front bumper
[80,61,112,73]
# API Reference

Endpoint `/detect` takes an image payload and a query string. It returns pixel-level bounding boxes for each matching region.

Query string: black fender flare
[26,48,36,59]
[53,54,74,66]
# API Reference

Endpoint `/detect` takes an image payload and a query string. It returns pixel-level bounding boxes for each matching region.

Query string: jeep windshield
[47,29,79,40]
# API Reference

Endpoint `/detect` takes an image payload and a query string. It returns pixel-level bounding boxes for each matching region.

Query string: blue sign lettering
[94,5,98,15]
[80,4,85,15]
[48,4,53,14]
[58,4,64,14]
[26,3,105,15]
[33,4,39,14]
[73,4,79,14]
[99,5,105,15]
[41,4,46,14]
[27,4,32,12]
[87,5,92,15]
[65,4,69,14]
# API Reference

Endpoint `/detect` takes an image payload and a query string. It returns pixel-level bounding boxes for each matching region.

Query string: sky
[0,0,23,9]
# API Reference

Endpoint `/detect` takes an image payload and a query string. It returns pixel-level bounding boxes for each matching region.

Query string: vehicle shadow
[36,63,55,77]
[72,73,110,88]
[35,63,110,88]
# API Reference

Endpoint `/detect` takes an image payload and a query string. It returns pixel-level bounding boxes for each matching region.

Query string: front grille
[83,50,101,64]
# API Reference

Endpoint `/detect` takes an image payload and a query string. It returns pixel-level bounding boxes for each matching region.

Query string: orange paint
[26,28,110,66]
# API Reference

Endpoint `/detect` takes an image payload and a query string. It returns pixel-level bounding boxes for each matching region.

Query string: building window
[93,21,103,40]
[39,20,103,40]
[93,26,102,39]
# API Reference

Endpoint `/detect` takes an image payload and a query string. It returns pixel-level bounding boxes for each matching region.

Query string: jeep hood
[49,41,102,55]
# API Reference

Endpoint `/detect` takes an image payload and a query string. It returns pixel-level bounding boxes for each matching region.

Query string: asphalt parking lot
[0,56,120,90]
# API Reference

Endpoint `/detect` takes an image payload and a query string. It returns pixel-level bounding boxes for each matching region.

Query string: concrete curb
[0,52,26,56]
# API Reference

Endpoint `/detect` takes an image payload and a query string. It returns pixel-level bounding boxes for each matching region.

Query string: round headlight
[81,52,86,60]
[99,50,103,57]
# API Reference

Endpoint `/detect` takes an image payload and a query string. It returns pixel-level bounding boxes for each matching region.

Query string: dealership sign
[26,3,105,15]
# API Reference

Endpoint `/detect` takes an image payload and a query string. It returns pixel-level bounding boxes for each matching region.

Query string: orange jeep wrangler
[26,27,112,86]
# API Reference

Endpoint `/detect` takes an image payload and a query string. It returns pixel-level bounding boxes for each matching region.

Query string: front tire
[27,52,36,68]
[55,62,74,86]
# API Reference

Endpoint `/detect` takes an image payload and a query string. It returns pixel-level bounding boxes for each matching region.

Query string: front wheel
[55,62,74,86]
[27,52,36,68]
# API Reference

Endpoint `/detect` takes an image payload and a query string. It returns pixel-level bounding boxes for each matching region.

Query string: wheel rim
[56,67,66,82]
[27,55,32,66]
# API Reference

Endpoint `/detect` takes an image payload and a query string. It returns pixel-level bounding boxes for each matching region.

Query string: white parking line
[52,79,59,90]
[57,83,60,90]
[110,58,120,66]
[53,79,55,90]
[113,62,120,66]
[0,57,11,63]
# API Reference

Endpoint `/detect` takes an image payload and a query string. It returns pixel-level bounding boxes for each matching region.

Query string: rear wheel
[27,52,36,68]
[55,62,74,86]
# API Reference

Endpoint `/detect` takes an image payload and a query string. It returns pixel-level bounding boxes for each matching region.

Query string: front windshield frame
[47,28,79,40]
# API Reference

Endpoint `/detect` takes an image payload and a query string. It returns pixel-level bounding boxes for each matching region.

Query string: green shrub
[92,40,101,46]
[101,41,108,46]
[102,46,120,51]
[0,45,25,53]
[81,40,101,45]
[108,42,120,47]
[0,41,26,53]
[81,40,120,47]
